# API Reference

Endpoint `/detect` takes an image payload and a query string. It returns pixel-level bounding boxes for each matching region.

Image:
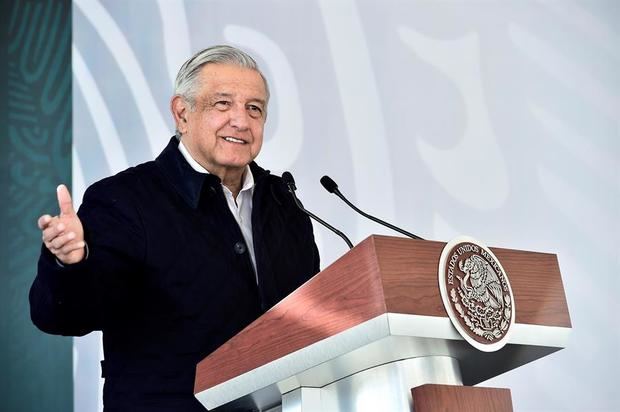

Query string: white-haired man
[31,45,320,411]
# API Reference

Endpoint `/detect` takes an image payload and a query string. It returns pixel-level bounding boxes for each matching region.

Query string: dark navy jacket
[30,137,320,411]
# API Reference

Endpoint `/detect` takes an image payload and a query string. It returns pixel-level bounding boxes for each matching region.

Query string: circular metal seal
[438,236,516,352]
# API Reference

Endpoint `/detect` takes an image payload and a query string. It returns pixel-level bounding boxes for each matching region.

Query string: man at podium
[30,45,320,411]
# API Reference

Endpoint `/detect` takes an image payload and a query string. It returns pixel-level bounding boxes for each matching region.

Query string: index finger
[56,184,75,216]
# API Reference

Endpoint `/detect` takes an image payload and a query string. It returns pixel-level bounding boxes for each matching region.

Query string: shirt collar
[178,139,255,194]
[178,139,209,174]
[155,137,266,209]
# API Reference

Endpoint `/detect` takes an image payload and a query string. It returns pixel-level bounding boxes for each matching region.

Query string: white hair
[173,44,270,109]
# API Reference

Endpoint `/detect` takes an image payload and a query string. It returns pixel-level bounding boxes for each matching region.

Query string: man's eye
[215,101,231,108]
[248,105,263,116]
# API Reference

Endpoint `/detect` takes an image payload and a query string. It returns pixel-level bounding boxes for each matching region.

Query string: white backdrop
[72,1,619,411]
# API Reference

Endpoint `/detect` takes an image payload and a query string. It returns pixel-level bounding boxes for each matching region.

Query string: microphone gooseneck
[320,175,423,240]
[282,172,354,249]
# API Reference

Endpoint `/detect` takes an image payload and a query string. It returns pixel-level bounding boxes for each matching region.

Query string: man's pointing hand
[38,185,85,265]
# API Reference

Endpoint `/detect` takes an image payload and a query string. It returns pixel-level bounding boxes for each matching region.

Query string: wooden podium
[194,235,571,411]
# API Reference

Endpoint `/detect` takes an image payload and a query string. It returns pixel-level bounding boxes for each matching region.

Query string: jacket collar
[155,136,269,209]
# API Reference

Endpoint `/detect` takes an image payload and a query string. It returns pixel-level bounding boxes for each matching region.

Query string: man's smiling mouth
[223,136,246,144]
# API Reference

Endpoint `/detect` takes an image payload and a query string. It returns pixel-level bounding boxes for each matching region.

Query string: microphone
[282,172,353,249]
[320,175,423,240]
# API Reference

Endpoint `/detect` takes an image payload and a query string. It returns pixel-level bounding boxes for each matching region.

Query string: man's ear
[170,96,189,133]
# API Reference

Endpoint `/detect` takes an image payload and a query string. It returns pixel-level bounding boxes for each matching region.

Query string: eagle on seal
[458,255,503,309]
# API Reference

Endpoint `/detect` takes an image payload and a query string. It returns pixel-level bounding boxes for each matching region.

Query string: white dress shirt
[178,141,257,279]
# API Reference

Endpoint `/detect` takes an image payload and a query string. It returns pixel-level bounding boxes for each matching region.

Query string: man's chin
[222,154,257,168]
[217,159,253,173]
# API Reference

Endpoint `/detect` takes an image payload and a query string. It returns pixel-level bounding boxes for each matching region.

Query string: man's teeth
[224,137,245,144]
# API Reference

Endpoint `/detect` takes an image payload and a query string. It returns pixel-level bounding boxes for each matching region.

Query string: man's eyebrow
[210,92,265,106]
[248,98,266,106]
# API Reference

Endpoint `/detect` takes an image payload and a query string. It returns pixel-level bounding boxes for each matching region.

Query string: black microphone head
[282,171,297,190]
[320,175,339,193]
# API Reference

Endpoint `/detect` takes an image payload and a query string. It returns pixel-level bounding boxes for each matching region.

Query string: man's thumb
[57,184,75,216]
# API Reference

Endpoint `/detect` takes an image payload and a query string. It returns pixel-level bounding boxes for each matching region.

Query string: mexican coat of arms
[438,236,516,352]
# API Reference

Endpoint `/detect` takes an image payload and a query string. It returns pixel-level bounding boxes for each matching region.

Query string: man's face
[176,64,267,178]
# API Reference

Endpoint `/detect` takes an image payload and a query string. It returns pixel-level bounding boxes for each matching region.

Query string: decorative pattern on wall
[0,1,73,411]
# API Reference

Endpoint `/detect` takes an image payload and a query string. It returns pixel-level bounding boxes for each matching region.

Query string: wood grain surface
[412,384,513,412]
[374,236,571,327]
[195,236,388,393]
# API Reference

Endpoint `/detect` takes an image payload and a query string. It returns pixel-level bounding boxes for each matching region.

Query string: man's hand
[39,185,85,265]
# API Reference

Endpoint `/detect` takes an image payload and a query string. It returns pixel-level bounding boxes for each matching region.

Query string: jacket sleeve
[29,180,146,336]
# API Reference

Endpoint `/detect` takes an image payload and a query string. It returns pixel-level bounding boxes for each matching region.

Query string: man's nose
[229,104,250,130]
